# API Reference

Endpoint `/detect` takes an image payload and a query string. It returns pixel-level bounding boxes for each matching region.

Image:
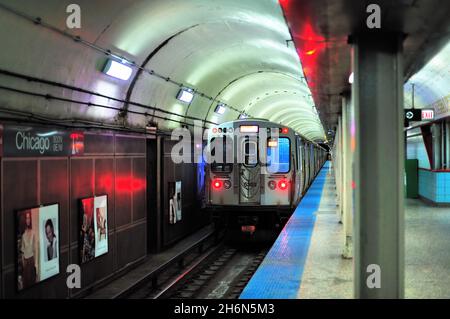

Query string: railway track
[126,233,270,299]
[156,244,269,299]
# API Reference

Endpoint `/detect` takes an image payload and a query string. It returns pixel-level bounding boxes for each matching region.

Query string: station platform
[240,161,335,299]
[240,162,450,299]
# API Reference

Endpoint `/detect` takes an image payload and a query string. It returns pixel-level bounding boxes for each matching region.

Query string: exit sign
[404,108,435,126]
[421,109,434,120]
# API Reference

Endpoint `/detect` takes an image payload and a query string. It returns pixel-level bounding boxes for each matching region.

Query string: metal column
[432,123,442,169]
[342,94,353,259]
[352,33,405,298]
[334,117,342,213]
[338,115,344,222]
[445,121,450,169]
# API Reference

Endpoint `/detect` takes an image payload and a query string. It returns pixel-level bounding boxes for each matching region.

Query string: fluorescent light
[214,103,226,115]
[37,131,58,137]
[103,59,133,80]
[177,88,194,103]
[348,72,354,84]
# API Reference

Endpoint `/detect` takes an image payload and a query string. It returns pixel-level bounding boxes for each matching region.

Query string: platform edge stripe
[240,162,331,299]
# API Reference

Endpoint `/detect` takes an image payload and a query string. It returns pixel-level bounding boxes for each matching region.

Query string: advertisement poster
[94,195,108,257]
[175,181,182,222]
[80,195,108,264]
[168,182,182,224]
[16,204,60,291]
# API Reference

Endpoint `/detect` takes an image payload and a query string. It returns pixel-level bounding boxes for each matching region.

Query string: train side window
[267,137,290,174]
[210,137,233,173]
[297,139,303,172]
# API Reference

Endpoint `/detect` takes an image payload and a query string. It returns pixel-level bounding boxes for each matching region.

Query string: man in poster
[38,205,60,282]
[18,209,39,290]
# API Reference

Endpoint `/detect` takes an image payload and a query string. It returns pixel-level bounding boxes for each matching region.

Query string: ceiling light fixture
[214,103,226,115]
[177,87,194,103]
[103,59,133,81]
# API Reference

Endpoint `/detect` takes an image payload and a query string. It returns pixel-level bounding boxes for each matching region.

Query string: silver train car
[205,119,327,236]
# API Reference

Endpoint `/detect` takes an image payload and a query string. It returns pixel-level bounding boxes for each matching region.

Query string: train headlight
[278,180,288,190]
[212,179,223,189]
[223,180,232,189]
[268,180,277,190]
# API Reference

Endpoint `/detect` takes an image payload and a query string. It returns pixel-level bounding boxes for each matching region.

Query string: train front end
[205,120,296,238]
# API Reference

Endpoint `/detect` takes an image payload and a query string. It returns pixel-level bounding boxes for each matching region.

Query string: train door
[300,141,306,194]
[239,136,260,204]
[304,143,310,188]
[296,137,304,201]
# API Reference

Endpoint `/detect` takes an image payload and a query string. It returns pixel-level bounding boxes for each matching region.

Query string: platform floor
[241,162,450,299]
[297,169,352,298]
[240,162,332,299]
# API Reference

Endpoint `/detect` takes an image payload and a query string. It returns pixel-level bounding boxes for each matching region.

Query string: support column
[432,123,442,169]
[342,94,353,259]
[445,121,450,169]
[352,32,404,299]
[338,115,344,222]
[334,118,342,209]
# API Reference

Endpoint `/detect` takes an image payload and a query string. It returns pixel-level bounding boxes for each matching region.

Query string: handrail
[418,167,450,173]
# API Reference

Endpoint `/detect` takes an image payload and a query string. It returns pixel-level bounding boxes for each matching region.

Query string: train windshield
[267,137,290,173]
[210,136,233,173]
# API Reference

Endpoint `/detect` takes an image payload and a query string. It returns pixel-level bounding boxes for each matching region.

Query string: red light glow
[282,128,289,134]
[278,180,288,190]
[241,225,256,234]
[100,175,146,192]
[213,179,222,189]
[278,0,347,96]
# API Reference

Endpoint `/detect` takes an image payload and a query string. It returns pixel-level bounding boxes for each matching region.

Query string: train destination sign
[0,124,84,157]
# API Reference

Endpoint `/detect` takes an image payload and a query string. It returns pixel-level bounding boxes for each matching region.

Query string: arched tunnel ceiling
[404,41,450,116]
[0,0,326,142]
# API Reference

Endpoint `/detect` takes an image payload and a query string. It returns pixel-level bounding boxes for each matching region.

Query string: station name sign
[404,108,435,126]
[0,124,84,157]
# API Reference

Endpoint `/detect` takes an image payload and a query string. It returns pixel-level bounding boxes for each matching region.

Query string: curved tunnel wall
[0,0,325,141]
[0,0,328,298]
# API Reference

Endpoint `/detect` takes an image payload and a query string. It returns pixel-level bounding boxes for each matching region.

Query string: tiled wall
[419,169,450,203]
[407,133,450,204]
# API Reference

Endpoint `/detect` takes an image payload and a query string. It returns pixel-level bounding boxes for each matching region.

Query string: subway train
[204,119,328,237]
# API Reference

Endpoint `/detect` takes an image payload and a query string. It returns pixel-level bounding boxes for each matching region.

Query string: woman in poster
[20,211,38,289]
[96,207,107,242]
